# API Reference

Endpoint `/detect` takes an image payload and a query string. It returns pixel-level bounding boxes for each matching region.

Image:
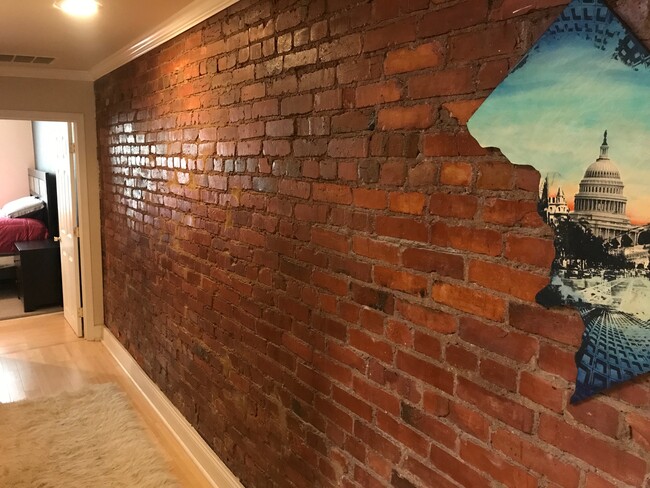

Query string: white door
[55,123,83,337]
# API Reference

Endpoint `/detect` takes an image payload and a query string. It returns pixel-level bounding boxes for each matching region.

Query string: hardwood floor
[0,312,214,488]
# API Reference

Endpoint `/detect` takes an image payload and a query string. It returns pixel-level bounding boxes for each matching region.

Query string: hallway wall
[95,1,650,487]
[0,120,34,207]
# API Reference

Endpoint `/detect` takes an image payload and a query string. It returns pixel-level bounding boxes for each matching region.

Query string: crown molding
[89,0,241,80]
[0,65,93,82]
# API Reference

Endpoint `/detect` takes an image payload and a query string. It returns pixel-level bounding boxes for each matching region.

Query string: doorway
[0,110,103,340]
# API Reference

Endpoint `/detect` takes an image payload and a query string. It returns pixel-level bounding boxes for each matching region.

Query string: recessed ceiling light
[54,0,100,17]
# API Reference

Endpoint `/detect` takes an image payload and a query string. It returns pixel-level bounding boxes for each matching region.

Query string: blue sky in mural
[468,13,650,223]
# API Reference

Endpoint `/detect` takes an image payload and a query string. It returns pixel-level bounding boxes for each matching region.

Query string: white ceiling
[0,0,239,81]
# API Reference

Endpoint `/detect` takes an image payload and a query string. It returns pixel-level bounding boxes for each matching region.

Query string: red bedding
[0,217,48,253]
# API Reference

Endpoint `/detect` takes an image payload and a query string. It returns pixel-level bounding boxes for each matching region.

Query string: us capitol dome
[571,131,631,239]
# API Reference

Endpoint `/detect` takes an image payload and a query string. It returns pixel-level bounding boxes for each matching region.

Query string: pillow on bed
[0,196,45,218]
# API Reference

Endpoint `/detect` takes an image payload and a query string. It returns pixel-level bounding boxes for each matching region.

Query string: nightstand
[14,240,63,312]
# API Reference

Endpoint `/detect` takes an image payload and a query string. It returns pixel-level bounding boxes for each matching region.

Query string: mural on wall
[468,0,650,402]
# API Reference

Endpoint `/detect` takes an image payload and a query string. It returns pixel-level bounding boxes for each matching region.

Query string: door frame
[0,109,104,340]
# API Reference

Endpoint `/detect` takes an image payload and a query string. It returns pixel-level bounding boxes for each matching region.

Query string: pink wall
[0,120,35,207]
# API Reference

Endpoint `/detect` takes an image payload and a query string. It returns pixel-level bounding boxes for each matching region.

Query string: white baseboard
[102,328,244,488]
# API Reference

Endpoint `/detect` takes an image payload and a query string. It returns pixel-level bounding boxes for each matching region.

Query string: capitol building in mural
[544,132,650,266]
[571,132,631,239]
[547,132,633,238]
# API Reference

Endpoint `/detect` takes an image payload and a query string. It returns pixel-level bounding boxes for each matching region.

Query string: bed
[0,169,58,281]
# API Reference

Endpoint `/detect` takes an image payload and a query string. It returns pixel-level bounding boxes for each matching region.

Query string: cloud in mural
[468,0,650,402]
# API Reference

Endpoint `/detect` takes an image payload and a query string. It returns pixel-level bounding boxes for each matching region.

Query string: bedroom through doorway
[0,118,82,337]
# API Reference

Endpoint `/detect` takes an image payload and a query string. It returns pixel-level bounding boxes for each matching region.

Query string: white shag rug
[0,383,179,487]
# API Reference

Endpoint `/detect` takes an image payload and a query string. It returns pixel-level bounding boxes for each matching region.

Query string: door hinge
[73,227,80,238]
[77,307,84,318]
[69,142,76,154]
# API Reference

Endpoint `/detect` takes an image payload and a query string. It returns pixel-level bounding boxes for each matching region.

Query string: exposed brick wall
[95,0,650,486]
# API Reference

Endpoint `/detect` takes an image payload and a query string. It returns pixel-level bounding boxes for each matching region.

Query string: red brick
[278,179,310,199]
[333,385,373,421]
[319,34,362,62]
[442,99,485,126]
[281,94,313,115]
[396,351,454,393]
[478,58,510,90]
[483,198,542,227]
[374,266,428,296]
[384,42,444,75]
[313,183,352,204]
[402,248,464,279]
[583,473,618,488]
[448,401,490,441]
[386,319,413,346]
[263,140,291,156]
[401,403,457,449]
[378,105,434,130]
[328,137,369,158]
[439,161,473,186]
[492,428,581,488]
[539,414,646,485]
[518,166,541,193]
[376,216,428,243]
[519,371,564,413]
[353,377,400,416]
[388,192,426,215]
[509,302,583,347]
[397,300,457,334]
[445,344,478,371]
[352,236,399,264]
[377,411,429,457]
[422,391,450,417]
[479,358,517,391]
[428,444,491,488]
[266,119,294,137]
[407,161,438,187]
[430,222,502,257]
[476,161,514,190]
[352,188,388,210]
[354,421,401,462]
[468,259,549,301]
[380,161,407,185]
[356,80,401,108]
[429,193,478,219]
[419,0,489,37]
[311,227,350,253]
[284,48,318,69]
[364,17,417,52]
[627,412,650,451]
[567,399,620,439]
[413,331,442,359]
[276,7,305,32]
[422,131,487,157]
[241,82,266,101]
[350,328,393,363]
[460,439,538,488]
[332,112,371,133]
[432,282,506,322]
[538,343,576,383]
[457,377,534,433]
[450,23,520,62]
[409,67,475,99]
[459,316,538,363]
[505,234,555,268]
[313,270,348,296]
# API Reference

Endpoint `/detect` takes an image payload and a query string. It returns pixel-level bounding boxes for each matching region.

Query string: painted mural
[468,0,650,402]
